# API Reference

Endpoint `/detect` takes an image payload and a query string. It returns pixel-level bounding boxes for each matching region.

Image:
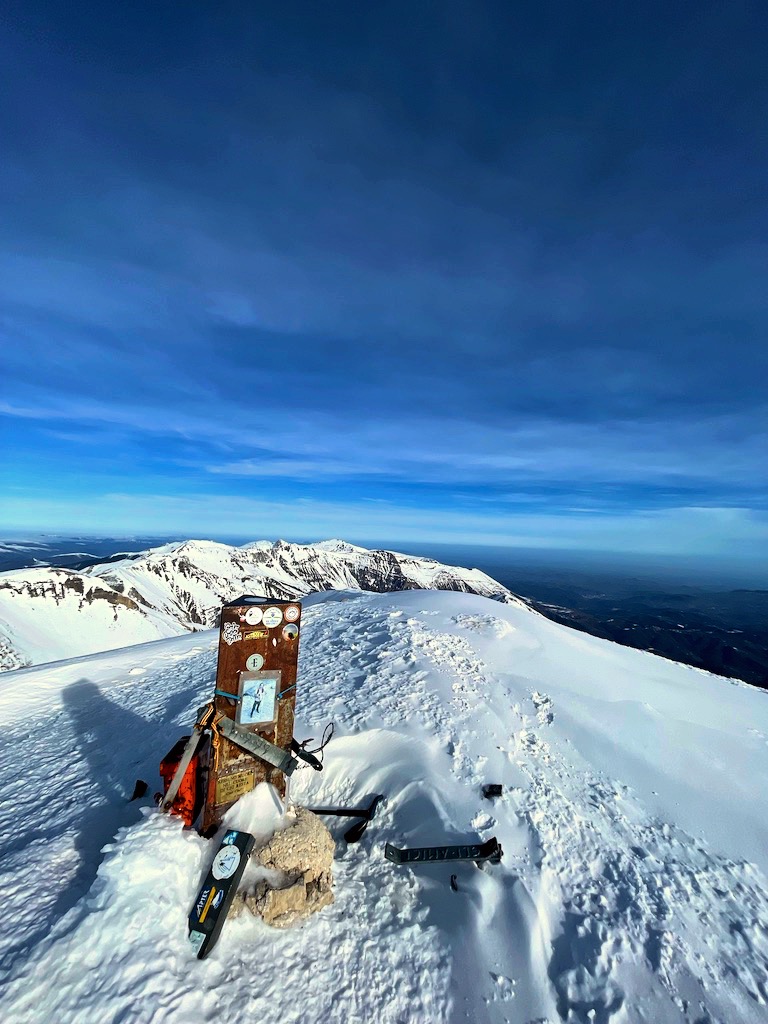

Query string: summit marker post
[201,596,302,833]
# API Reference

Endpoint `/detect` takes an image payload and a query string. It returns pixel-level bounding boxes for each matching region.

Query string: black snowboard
[188,829,255,959]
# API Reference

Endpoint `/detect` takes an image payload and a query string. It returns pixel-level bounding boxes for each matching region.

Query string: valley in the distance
[507,575,768,689]
[1,534,766,689]
[403,543,768,690]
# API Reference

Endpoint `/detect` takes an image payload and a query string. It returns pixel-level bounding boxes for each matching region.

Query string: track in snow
[1,590,767,1024]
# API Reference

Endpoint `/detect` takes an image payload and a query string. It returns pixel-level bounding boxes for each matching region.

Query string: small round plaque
[212,845,241,880]
[262,607,283,628]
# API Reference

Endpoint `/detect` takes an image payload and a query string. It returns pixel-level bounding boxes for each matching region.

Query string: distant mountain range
[0,539,524,671]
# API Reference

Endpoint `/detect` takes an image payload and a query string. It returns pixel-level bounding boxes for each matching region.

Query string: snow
[311,539,370,553]
[0,539,523,671]
[1,589,767,1024]
[0,568,181,671]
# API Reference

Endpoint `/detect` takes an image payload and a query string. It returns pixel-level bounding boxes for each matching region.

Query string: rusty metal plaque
[203,597,302,832]
[215,770,255,806]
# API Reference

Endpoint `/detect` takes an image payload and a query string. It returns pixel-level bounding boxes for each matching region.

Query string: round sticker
[282,623,299,641]
[284,605,300,622]
[262,607,283,628]
[244,607,263,625]
[245,652,265,672]
[212,844,241,880]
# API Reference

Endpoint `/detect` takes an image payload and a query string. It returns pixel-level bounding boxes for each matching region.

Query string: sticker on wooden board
[282,623,299,641]
[284,605,300,622]
[262,607,283,628]
[245,652,265,672]
[222,622,242,646]
[244,606,263,625]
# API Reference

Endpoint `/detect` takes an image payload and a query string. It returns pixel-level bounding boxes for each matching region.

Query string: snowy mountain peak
[313,538,367,553]
[0,539,528,671]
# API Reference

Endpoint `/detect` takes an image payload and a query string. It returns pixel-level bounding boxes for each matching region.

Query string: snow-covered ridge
[0,567,180,671]
[1,588,766,1023]
[0,539,526,671]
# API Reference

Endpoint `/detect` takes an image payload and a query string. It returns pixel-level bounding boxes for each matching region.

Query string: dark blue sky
[1,1,767,561]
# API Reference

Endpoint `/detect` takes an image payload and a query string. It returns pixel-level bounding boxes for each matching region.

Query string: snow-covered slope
[0,567,182,671]
[1,589,766,1024]
[0,539,521,671]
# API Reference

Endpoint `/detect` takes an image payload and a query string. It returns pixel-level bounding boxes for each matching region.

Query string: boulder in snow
[237,806,335,927]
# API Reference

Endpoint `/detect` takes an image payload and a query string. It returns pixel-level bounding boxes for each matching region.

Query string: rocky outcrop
[0,569,140,612]
[234,807,335,928]
[0,638,27,672]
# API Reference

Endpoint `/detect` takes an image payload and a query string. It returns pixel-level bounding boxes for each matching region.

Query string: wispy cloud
[1,4,767,556]
[1,490,766,563]
[3,395,766,497]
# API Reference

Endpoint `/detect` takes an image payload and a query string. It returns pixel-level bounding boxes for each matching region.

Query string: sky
[1,1,767,566]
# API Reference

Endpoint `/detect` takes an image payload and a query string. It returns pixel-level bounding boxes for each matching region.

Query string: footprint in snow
[531,691,554,725]
[452,613,515,638]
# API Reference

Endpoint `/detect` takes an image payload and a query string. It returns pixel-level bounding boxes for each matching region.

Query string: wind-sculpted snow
[1,589,767,1024]
[0,539,524,672]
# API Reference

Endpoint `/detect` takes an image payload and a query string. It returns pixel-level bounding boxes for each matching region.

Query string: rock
[258,805,336,877]
[234,806,335,928]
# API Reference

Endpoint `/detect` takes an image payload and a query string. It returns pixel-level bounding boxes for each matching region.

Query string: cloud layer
[1,2,766,562]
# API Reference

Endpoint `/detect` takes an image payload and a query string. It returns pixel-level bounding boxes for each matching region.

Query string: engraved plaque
[215,770,255,806]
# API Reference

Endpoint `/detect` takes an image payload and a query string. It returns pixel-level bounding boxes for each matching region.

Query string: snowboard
[188,829,255,959]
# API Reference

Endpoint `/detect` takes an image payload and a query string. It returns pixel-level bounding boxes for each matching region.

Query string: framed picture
[236,670,281,727]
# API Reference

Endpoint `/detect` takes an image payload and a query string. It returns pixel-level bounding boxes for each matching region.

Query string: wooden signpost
[201,597,303,834]
[155,595,312,956]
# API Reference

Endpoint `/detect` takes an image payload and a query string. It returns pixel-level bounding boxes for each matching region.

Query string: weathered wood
[202,597,302,832]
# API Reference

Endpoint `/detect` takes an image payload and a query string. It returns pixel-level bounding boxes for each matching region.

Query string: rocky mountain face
[0,539,525,671]
[0,567,179,671]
